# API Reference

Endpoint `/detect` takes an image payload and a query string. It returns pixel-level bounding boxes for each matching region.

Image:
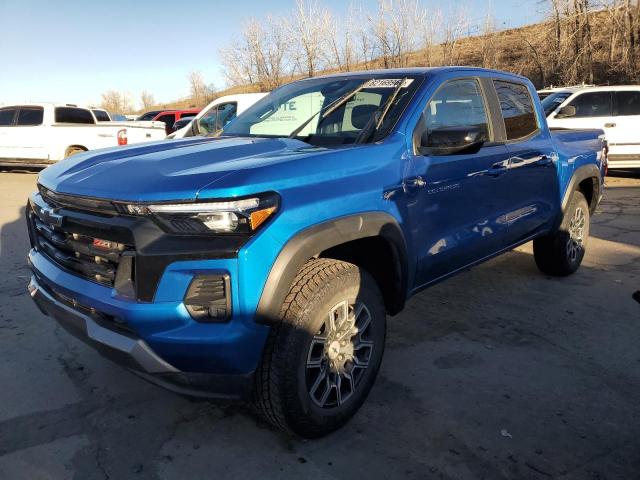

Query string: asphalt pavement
[0,170,638,480]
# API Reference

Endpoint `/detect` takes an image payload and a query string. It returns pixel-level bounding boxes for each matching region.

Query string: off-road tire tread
[253,258,366,435]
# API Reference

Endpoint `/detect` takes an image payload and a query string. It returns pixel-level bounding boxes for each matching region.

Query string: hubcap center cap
[327,341,341,360]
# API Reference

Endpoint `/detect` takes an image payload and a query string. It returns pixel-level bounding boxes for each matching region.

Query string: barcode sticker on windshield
[365,79,414,88]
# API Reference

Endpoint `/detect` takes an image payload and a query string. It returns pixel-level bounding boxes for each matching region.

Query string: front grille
[38,184,120,216]
[29,201,134,288]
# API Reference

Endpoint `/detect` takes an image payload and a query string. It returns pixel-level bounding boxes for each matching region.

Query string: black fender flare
[561,163,602,215]
[255,212,409,325]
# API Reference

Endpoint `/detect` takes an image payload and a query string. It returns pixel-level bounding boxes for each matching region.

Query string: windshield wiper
[355,77,407,144]
[288,80,371,139]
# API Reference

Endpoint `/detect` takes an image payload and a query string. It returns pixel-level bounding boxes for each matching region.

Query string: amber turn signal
[250,207,276,230]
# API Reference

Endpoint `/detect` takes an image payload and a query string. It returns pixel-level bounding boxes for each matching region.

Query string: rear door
[610,90,640,161]
[0,107,18,158]
[410,78,512,286]
[493,80,559,244]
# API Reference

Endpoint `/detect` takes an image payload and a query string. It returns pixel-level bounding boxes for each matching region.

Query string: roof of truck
[304,66,529,82]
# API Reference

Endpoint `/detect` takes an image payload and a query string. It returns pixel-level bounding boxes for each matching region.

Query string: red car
[153,109,201,135]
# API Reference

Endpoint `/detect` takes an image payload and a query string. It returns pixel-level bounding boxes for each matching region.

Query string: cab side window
[17,107,44,126]
[567,92,612,118]
[0,108,17,126]
[493,80,538,140]
[615,91,640,116]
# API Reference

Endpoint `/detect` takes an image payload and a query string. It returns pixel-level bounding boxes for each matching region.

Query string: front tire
[254,258,386,438]
[533,190,590,276]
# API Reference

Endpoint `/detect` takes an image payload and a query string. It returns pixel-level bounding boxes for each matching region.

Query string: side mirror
[420,126,487,156]
[556,105,576,118]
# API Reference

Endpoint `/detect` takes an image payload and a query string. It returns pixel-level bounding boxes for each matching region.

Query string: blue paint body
[32,67,605,377]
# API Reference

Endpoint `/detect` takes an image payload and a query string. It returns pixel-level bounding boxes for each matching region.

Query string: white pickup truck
[0,103,166,168]
[545,86,640,170]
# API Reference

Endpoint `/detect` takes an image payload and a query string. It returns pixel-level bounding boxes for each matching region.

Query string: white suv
[546,86,640,170]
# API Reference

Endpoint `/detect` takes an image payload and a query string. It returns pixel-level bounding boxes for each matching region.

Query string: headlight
[121,193,279,234]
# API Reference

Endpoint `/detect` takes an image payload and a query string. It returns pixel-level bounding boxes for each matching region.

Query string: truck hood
[38,136,323,202]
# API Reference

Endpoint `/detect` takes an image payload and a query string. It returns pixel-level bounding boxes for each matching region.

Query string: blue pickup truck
[26,67,606,438]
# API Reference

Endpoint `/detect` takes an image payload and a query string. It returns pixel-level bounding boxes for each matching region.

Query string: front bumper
[29,274,254,399]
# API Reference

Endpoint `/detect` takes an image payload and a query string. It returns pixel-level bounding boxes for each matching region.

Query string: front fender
[255,212,408,325]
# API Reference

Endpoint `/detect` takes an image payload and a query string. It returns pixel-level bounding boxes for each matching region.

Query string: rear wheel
[254,258,386,438]
[533,190,590,276]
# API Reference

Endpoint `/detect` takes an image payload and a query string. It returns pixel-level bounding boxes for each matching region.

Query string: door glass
[55,107,95,124]
[615,91,640,116]
[493,80,538,140]
[198,102,238,135]
[17,107,44,126]
[0,108,17,126]
[424,79,490,141]
[567,92,612,118]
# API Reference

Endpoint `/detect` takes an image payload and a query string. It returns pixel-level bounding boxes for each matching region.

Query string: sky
[0,0,543,109]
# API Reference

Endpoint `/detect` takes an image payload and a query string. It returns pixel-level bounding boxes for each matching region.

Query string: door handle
[406,176,426,188]
[604,123,616,128]
[486,162,508,177]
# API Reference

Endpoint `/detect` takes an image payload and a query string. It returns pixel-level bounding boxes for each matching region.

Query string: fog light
[184,274,231,322]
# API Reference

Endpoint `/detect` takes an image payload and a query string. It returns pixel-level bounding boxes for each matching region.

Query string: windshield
[541,92,572,116]
[222,75,423,146]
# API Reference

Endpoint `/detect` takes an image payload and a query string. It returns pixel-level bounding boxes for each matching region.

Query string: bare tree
[100,90,133,114]
[288,0,332,77]
[417,5,443,67]
[188,70,208,106]
[220,16,289,90]
[140,91,155,110]
[480,12,498,68]
[441,6,469,65]
[368,0,418,68]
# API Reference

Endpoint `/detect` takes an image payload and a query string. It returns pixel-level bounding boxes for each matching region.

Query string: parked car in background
[137,110,165,121]
[91,108,112,122]
[168,93,268,139]
[171,115,196,133]
[153,109,201,135]
[546,86,640,169]
[27,67,605,438]
[90,109,129,122]
[538,87,583,117]
[0,103,166,168]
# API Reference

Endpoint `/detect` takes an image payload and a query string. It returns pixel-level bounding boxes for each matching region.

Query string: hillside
[146,6,639,112]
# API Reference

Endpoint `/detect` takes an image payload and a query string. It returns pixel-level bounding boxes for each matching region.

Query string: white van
[546,86,640,169]
[168,93,268,139]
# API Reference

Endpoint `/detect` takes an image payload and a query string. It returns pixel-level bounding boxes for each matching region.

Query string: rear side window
[567,92,612,118]
[92,109,111,121]
[55,107,95,124]
[17,107,44,126]
[493,80,538,140]
[615,91,640,116]
[0,108,17,126]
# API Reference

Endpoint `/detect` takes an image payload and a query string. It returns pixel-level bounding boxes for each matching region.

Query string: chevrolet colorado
[26,67,606,438]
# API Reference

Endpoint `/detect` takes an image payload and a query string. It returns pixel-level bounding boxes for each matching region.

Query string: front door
[408,78,512,287]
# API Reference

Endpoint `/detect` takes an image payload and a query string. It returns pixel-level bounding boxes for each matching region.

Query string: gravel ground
[0,170,638,480]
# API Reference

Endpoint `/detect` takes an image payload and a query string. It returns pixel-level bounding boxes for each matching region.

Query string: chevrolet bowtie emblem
[41,206,64,227]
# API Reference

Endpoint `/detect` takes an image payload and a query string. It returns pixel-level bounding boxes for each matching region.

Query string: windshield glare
[222,75,422,146]
[541,92,572,116]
